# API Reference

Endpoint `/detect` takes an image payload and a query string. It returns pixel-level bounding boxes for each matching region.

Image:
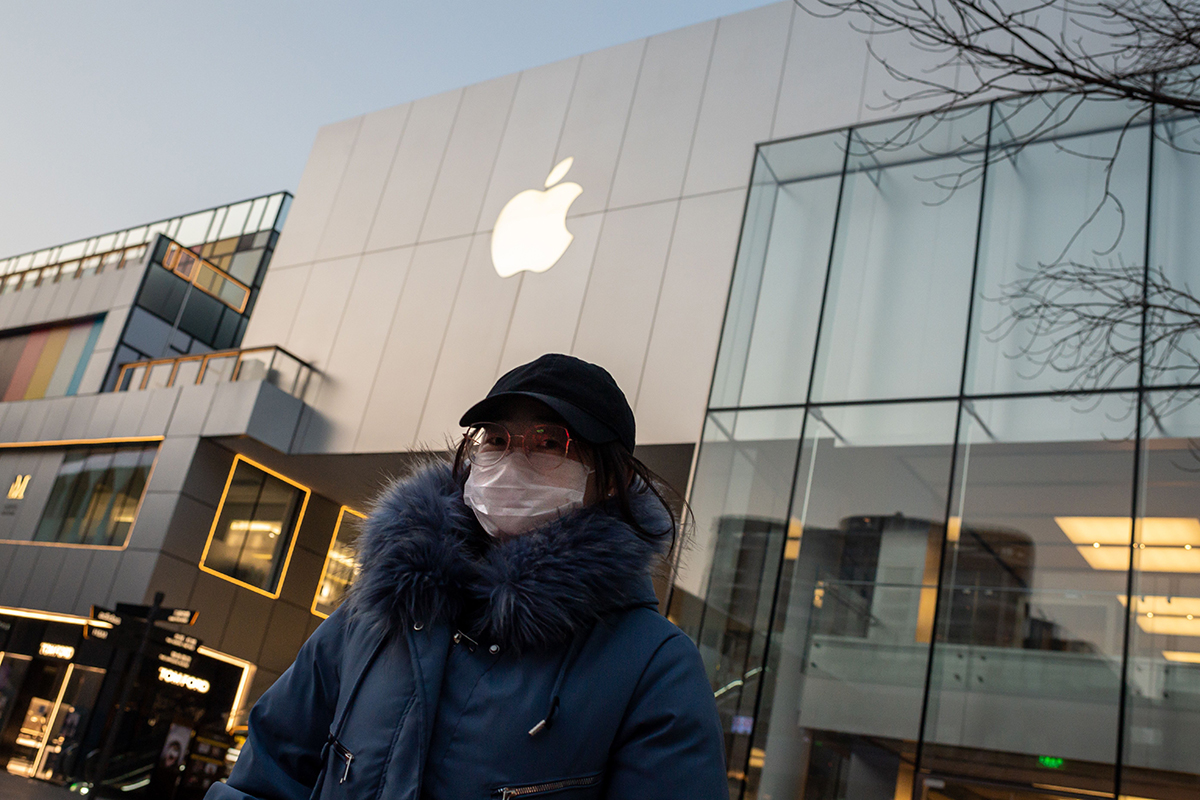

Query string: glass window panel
[1145,112,1200,388]
[206,207,228,242]
[273,195,292,232]
[965,123,1151,396]
[668,408,805,795]
[1123,391,1200,799]
[202,458,306,595]
[32,248,56,267]
[244,197,268,233]
[30,444,156,547]
[747,402,957,800]
[78,256,101,278]
[923,393,1137,797]
[119,244,147,269]
[847,104,990,172]
[165,218,181,239]
[709,155,785,408]
[14,254,33,271]
[738,174,841,408]
[34,451,87,542]
[759,130,848,186]
[260,194,284,232]
[227,249,263,285]
[234,350,270,382]
[94,233,117,253]
[145,362,174,390]
[810,147,983,402]
[172,358,202,387]
[124,226,148,246]
[313,508,365,618]
[175,211,215,247]
[123,364,148,391]
[218,201,252,240]
[56,242,85,262]
[992,93,1149,149]
[201,355,237,384]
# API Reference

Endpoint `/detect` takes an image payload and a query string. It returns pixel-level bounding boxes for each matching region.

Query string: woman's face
[481,396,600,504]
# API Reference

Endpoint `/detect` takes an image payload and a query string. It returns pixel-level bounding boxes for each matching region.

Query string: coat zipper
[497,774,601,799]
[331,738,354,784]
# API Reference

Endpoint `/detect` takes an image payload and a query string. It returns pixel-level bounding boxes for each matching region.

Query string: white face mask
[463,452,592,538]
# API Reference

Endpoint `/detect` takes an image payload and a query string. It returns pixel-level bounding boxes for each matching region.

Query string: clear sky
[0,0,774,258]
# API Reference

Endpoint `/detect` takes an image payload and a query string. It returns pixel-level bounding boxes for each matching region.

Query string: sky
[0,1,774,258]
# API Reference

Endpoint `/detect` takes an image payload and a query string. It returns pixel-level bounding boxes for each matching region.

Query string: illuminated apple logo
[490,157,582,278]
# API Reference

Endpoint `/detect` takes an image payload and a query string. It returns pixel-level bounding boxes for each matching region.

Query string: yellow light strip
[0,435,163,450]
[311,506,366,619]
[0,606,111,628]
[1163,650,1200,663]
[32,662,74,778]
[197,645,256,733]
[198,454,312,600]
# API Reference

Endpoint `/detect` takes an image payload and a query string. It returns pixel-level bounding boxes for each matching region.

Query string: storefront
[0,607,251,798]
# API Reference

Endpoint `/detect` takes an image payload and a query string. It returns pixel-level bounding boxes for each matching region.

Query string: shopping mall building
[0,2,1197,799]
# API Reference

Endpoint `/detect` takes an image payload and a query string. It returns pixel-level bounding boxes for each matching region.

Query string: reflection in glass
[1123,392,1200,799]
[669,408,804,795]
[32,443,158,546]
[201,457,308,596]
[966,114,1150,397]
[751,402,956,800]
[810,111,987,403]
[922,394,1137,797]
[313,507,365,618]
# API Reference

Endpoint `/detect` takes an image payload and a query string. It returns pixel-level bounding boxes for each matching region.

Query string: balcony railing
[114,346,313,399]
[0,242,149,295]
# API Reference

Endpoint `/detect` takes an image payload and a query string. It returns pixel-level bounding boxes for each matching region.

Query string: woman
[208,354,727,800]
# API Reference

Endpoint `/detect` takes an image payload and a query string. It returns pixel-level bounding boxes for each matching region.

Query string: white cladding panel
[245,0,919,453]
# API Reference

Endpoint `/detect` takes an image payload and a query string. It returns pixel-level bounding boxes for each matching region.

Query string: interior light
[1138,615,1200,636]
[1057,517,1200,546]
[1163,650,1200,663]
[1093,542,1101,548]
[1118,596,1200,617]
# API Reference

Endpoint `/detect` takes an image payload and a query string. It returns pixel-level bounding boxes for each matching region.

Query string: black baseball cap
[459,354,636,451]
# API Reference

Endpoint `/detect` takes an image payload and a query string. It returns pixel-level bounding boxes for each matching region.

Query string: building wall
[244,1,934,455]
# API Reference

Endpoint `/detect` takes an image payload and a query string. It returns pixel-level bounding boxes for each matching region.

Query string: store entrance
[0,655,105,781]
[924,775,1112,800]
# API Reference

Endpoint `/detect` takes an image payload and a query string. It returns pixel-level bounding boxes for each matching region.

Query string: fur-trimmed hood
[345,461,672,651]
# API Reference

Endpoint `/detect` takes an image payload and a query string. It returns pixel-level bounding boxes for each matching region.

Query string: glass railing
[114,346,313,399]
[0,243,149,295]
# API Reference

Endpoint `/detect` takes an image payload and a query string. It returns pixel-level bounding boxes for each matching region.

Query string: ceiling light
[1056,517,1200,546]
[1163,650,1200,663]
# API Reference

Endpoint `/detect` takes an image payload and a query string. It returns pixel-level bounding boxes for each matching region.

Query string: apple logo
[490,157,582,278]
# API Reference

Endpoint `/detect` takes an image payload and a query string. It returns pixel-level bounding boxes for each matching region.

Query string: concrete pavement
[0,771,79,799]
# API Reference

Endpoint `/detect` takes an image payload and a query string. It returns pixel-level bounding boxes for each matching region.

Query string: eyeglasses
[463,422,574,471]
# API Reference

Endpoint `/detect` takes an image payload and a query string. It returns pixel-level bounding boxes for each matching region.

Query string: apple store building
[1,2,1199,799]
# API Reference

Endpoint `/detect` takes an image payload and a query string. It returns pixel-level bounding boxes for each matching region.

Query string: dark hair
[451,435,684,557]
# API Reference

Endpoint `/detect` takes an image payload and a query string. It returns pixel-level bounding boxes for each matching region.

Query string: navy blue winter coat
[207,462,727,800]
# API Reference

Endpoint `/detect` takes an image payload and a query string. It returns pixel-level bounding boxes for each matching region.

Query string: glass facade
[312,507,365,619]
[200,456,308,597]
[33,443,159,547]
[675,96,1200,800]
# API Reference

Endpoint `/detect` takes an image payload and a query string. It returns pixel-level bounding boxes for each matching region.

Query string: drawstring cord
[528,629,590,737]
